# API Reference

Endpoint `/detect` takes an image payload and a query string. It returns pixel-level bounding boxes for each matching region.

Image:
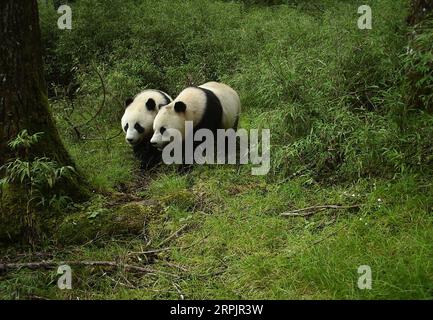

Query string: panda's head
[150,101,187,150]
[121,91,172,146]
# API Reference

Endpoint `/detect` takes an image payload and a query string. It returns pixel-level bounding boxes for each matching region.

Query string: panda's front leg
[144,143,162,170]
[133,142,161,171]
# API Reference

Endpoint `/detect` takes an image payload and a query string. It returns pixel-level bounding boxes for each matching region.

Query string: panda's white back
[172,82,241,129]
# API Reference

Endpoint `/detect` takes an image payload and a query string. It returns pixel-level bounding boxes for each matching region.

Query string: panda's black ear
[125,97,134,108]
[146,98,156,111]
[174,101,186,113]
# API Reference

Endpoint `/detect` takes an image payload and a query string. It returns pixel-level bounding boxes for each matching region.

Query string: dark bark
[0,1,88,198]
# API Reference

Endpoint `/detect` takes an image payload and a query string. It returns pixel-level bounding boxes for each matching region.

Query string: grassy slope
[1,0,433,299]
[2,170,432,299]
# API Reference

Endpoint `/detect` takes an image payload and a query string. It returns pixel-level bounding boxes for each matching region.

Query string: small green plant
[0,130,76,244]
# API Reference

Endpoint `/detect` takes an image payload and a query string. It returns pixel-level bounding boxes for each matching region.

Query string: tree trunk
[1,1,62,163]
[0,1,88,197]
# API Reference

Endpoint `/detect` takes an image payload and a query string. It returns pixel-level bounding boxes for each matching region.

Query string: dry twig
[280,204,361,217]
[0,260,178,278]
[158,224,189,247]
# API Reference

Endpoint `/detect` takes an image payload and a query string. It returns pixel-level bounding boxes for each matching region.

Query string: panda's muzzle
[151,140,167,151]
[126,137,141,146]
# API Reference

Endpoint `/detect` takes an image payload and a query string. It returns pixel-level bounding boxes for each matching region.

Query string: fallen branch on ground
[128,247,172,256]
[280,204,361,217]
[0,260,178,278]
[158,224,189,247]
[310,226,345,246]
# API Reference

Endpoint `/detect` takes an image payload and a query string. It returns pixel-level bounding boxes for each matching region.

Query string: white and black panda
[121,89,172,145]
[121,89,172,168]
[150,81,241,156]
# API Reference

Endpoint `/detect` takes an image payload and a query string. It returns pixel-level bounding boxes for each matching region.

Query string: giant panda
[150,82,241,163]
[121,89,172,169]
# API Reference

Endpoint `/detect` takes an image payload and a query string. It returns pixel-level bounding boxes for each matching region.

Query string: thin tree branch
[0,260,178,278]
[73,63,107,129]
[158,224,189,247]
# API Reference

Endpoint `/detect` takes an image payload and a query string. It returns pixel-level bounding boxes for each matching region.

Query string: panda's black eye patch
[124,123,129,132]
[160,127,166,135]
[134,123,145,134]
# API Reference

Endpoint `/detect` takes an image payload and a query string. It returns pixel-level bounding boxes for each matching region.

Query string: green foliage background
[38,0,433,183]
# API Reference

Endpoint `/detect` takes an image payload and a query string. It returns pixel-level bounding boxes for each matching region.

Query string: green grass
[1,0,433,299]
[66,134,135,192]
[2,172,432,299]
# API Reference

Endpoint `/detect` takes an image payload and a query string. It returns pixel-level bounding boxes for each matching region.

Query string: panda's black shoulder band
[195,87,223,133]
[157,90,172,106]
[125,97,134,108]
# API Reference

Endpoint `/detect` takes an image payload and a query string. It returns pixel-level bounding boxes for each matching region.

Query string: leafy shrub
[0,130,76,244]
[404,15,433,111]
